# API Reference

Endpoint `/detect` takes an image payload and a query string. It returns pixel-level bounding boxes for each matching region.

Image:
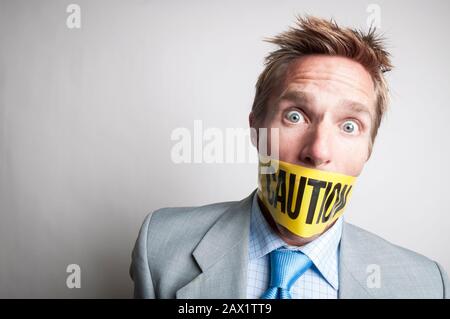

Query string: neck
[257,196,336,247]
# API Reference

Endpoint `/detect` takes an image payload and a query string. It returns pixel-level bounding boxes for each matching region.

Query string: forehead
[280,55,376,106]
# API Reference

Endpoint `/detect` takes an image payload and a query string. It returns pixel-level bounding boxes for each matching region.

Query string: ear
[249,112,258,148]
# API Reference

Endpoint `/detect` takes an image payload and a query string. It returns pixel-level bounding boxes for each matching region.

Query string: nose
[298,123,332,168]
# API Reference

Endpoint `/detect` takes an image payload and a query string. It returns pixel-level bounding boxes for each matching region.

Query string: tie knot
[268,248,312,291]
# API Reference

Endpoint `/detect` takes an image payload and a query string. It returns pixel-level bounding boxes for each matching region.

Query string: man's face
[252,55,377,177]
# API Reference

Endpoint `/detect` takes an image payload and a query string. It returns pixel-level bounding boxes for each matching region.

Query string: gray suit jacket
[130,189,449,298]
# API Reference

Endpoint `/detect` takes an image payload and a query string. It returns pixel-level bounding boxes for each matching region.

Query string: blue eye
[285,110,304,123]
[342,120,359,134]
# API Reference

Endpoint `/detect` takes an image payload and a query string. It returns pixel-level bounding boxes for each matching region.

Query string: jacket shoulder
[134,199,242,297]
[147,199,238,231]
[140,199,239,253]
[343,222,436,265]
[342,222,448,298]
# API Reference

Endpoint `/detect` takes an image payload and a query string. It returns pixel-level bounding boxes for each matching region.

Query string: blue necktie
[261,248,313,299]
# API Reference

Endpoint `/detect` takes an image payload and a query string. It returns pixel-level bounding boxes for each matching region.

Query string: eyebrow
[277,90,372,120]
[277,90,313,105]
[338,99,372,121]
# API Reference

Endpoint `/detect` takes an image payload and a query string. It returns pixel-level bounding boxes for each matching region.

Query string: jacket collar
[176,191,254,298]
[176,189,376,299]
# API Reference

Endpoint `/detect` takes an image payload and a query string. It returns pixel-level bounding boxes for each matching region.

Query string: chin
[277,223,320,245]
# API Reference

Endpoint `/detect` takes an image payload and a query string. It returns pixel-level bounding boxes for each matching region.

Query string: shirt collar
[248,191,342,290]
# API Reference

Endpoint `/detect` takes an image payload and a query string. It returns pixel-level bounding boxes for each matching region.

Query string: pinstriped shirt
[247,192,343,299]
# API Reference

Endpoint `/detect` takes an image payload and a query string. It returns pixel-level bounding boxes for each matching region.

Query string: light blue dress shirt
[247,192,343,299]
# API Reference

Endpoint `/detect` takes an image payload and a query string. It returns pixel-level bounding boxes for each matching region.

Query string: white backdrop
[0,0,449,298]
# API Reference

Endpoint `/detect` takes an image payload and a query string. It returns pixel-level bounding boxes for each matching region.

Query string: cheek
[336,138,369,176]
[276,127,306,161]
[342,158,365,177]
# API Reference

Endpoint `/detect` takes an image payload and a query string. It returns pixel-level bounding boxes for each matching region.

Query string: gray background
[1,0,449,298]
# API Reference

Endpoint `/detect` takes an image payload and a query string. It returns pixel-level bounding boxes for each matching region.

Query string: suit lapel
[176,191,255,298]
[176,193,385,299]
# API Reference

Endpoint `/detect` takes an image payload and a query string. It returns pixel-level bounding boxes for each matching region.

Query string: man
[130,16,449,298]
